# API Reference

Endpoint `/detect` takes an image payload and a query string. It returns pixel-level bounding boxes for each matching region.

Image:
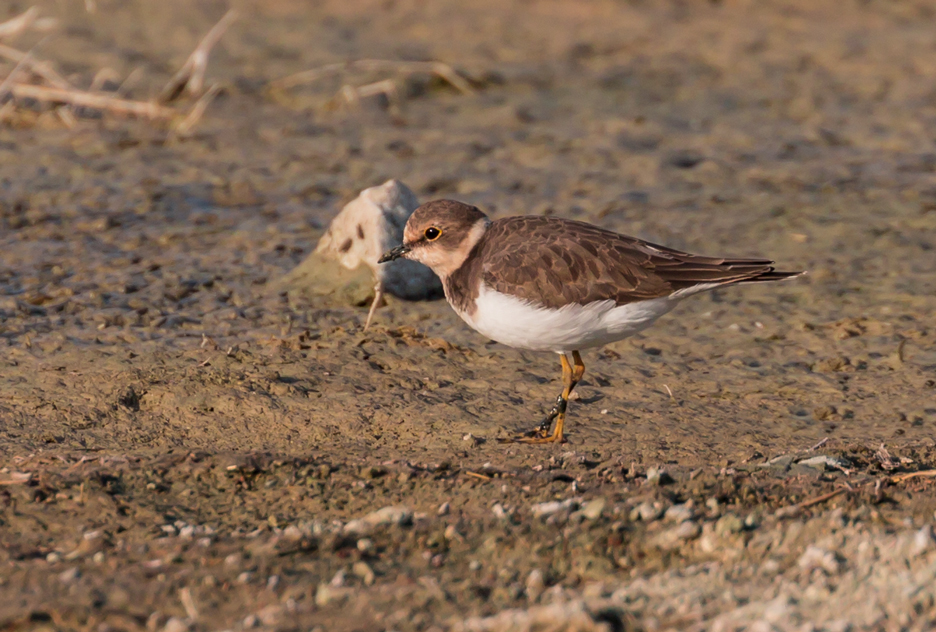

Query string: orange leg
[503,351,585,444]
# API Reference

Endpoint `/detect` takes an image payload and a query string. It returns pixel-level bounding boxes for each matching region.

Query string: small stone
[525,569,545,602]
[267,575,280,590]
[652,521,700,550]
[759,454,795,471]
[715,513,745,536]
[357,538,374,553]
[59,567,80,584]
[664,502,695,523]
[315,583,350,607]
[178,525,195,540]
[646,467,673,485]
[283,525,303,541]
[438,502,451,516]
[344,505,412,534]
[581,498,606,520]
[531,498,579,517]
[162,617,190,632]
[242,614,259,628]
[706,497,721,515]
[469,560,482,571]
[224,553,241,566]
[330,569,347,587]
[492,503,508,519]
[798,455,849,471]
[92,551,105,564]
[46,552,61,563]
[237,572,252,584]
[676,520,701,540]
[353,561,376,586]
[257,604,283,626]
[798,545,840,574]
[912,526,934,556]
[630,501,665,522]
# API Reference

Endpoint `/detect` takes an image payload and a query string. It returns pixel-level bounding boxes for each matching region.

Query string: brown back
[446,215,800,313]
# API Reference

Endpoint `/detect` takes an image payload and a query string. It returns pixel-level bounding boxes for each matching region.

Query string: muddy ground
[2,0,936,630]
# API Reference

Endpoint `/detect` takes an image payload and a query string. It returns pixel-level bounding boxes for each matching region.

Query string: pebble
[798,455,850,471]
[242,614,259,628]
[652,521,701,550]
[46,552,61,563]
[630,501,665,522]
[283,525,304,541]
[492,503,508,519]
[911,526,934,555]
[706,497,721,515]
[344,505,413,534]
[715,513,745,536]
[646,467,673,485]
[237,571,252,583]
[798,545,841,575]
[580,498,606,520]
[257,604,283,626]
[664,502,695,523]
[357,538,374,553]
[525,569,545,602]
[162,617,190,632]
[315,583,351,607]
[469,560,482,571]
[267,575,280,590]
[330,569,347,587]
[532,498,580,517]
[59,567,80,584]
[438,502,451,516]
[353,561,376,586]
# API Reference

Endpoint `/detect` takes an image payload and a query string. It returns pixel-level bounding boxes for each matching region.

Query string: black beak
[378,244,410,264]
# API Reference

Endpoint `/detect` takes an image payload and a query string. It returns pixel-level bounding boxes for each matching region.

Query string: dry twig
[0,7,39,39]
[273,58,475,95]
[0,43,71,88]
[775,488,846,518]
[464,470,492,481]
[160,10,237,103]
[8,83,176,119]
[173,83,222,135]
[890,469,936,484]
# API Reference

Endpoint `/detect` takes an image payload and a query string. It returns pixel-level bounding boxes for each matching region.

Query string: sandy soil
[1,0,935,630]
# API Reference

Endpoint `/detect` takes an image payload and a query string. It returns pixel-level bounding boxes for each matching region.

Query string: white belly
[453,283,675,353]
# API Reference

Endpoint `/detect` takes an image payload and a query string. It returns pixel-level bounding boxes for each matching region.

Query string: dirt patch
[2,0,936,630]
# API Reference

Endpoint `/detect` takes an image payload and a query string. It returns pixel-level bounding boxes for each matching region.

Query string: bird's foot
[497,403,566,444]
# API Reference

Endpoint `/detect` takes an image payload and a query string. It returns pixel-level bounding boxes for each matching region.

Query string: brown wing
[478,216,800,309]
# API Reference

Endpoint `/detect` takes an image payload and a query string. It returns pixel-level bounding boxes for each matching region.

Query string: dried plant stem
[890,470,936,483]
[274,59,475,95]
[173,83,221,135]
[9,83,176,119]
[0,43,72,89]
[0,7,39,39]
[160,10,237,103]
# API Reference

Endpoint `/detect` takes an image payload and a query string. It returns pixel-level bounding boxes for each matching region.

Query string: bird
[378,199,803,444]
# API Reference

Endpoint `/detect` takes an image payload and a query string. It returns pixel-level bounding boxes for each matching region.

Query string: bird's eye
[424,226,442,241]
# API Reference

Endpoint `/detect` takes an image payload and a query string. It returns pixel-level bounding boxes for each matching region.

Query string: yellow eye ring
[424,226,442,241]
